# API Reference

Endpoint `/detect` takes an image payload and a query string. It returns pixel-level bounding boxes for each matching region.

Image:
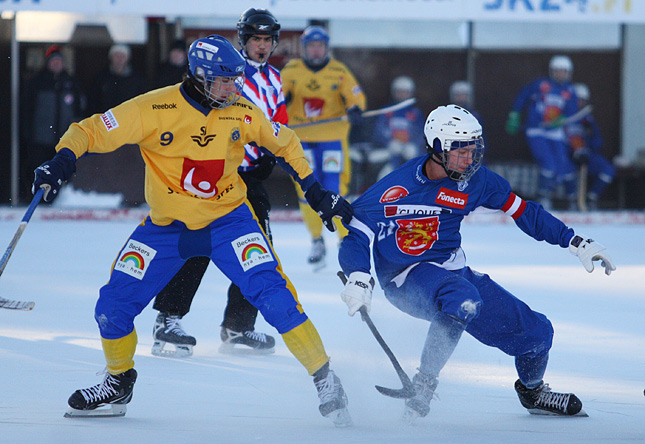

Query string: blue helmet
[187,35,246,109]
[300,26,330,67]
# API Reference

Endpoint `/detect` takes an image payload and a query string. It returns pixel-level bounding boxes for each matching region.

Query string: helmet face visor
[198,72,245,109]
[442,137,485,182]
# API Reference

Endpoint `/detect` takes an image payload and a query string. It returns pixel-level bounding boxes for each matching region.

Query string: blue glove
[32,148,76,202]
[346,106,363,127]
[304,182,353,232]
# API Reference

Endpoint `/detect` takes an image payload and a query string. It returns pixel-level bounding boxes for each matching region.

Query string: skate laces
[79,372,119,403]
[165,316,189,337]
[536,384,570,411]
[244,330,268,342]
[315,371,341,404]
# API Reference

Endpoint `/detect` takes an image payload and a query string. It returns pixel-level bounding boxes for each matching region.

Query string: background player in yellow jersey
[281,25,366,270]
[32,35,353,427]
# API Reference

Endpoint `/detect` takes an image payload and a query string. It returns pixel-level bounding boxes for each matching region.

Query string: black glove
[572,148,590,165]
[346,106,363,127]
[304,182,353,232]
[246,154,276,181]
[32,148,76,202]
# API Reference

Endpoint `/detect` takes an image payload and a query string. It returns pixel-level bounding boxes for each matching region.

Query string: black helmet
[237,8,281,48]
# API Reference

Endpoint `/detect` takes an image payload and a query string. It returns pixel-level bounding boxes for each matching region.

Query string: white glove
[340,271,375,317]
[569,234,616,275]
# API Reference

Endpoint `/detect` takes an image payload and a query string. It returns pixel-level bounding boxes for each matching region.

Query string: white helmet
[549,55,573,72]
[424,104,484,182]
[391,76,415,96]
[573,83,590,101]
[449,81,473,107]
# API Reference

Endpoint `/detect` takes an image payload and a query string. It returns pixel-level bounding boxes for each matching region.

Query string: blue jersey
[239,56,288,173]
[567,114,603,153]
[372,103,425,150]
[511,77,578,140]
[339,156,575,287]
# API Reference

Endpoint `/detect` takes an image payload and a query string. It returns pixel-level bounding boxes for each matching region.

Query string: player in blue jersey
[338,104,615,422]
[151,8,290,356]
[506,55,579,210]
[567,83,615,210]
[372,76,425,177]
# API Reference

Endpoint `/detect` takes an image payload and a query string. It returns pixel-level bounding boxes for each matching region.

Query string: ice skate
[402,372,438,424]
[314,369,352,427]
[151,312,196,358]
[514,379,587,416]
[219,327,275,355]
[65,368,137,418]
[307,237,326,271]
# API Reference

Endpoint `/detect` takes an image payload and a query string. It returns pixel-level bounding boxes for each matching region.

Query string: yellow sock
[282,319,329,376]
[101,329,137,375]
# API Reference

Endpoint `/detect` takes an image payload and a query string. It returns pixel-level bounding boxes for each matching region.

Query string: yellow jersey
[56,84,313,229]
[281,58,366,142]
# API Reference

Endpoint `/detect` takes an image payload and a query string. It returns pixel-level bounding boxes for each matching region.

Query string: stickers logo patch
[395,217,439,256]
[303,98,324,118]
[434,187,468,209]
[379,186,409,203]
[271,122,281,138]
[232,233,273,271]
[384,205,447,218]
[244,115,252,124]
[322,150,342,173]
[115,240,157,280]
[181,158,225,198]
[100,110,119,132]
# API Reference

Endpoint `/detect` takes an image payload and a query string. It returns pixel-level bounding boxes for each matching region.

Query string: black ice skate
[514,379,587,416]
[219,327,275,355]
[151,312,196,358]
[65,368,137,418]
[307,237,326,271]
[314,368,352,427]
[402,372,438,424]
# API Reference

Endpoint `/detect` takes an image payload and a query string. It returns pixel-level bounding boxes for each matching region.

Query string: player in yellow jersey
[32,35,353,427]
[281,26,366,270]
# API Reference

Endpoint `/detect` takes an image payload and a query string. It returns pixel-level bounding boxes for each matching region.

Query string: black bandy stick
[337,271,415,398]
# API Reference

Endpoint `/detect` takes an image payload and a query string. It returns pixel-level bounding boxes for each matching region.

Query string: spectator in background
[155,39,188,88]
[566,83,615,210]
[450,80,488,155]
[372,76,425,178]
[94,44,145,113]
[505,55,579,210]
[20,44,87,202]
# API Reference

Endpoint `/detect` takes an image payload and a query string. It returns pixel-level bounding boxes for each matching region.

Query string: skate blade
[325,407,353,427]
[528,408,589,417]
[151,341,193,358]
[401,407,420,425]
[218,342,275,355]
[64,404,127,418]
[310,260,327,272]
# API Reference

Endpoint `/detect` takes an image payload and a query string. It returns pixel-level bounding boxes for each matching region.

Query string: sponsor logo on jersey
[271,122,281,138]
[191,126,217,147]
[244,115,252,124]
[219,116,241,121]
[435,187,468,209]
[152,103,177,110]
[100,110,119,132]
[395,216,439,256]
[115,239,157,280]
[232,232,273,271]
[306,79,321,91]
[384,205,449,218]
[303,98,324,118]
[181,158,225,198]
[379,186,409,203]
[352,85,362,95]
[322,150,342,173]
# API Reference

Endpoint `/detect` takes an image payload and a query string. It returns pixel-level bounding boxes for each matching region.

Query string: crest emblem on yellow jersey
[191,126,217,147]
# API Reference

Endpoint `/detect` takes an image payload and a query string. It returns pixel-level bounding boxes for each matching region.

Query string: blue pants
[301,140,343,194]
[527,135,577,198]
[384,263,552,386]
[587,152,616,198]
[95,203,308,339]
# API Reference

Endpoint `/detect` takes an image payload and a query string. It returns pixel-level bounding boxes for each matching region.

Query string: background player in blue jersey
[505,55,579,210]
[567,83,615,210]
[338,104,615,422]
[151,8,289,356]
[372,76,425,177]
